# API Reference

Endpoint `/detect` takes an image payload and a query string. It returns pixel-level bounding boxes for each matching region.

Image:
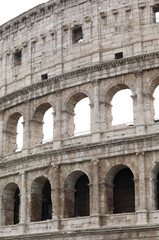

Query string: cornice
[0,51,159,107]
[1,131,159,169]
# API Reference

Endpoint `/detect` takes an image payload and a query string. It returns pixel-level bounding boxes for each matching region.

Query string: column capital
[91,79,99,87]
[134,68,143,78]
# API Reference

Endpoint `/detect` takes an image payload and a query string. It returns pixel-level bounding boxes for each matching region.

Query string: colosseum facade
[1,0,159,239]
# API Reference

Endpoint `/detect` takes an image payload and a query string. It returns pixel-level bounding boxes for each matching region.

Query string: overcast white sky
[0,0,48,25]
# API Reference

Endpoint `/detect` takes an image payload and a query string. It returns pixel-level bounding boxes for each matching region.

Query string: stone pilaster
[91,80,100,142]
[136,152,147,225]
[19,171,27,225]
[134,69,145,125]
[53,90,62,149]
[91,158,100,215]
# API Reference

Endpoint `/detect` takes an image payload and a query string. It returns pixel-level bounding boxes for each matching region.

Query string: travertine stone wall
[1,0,159,239]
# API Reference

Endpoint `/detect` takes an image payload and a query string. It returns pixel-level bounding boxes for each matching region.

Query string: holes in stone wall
[72,26,83,44]
[2,183,20,225]
[113,168,135,213]
[74,97,90,136]
[16,116,23,152]
[153,5,159,23]
[31,177,52,222]
[153,85,159,122]
[43,107,53,143]
[41,73,48,80]
[5,113,23,153]
[111,89,133,126]
[115,52,123,59]
[64,171,90,218]
[14,50,22,66]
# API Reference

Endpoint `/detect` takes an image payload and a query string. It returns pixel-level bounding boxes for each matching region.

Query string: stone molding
[0,51,159,110]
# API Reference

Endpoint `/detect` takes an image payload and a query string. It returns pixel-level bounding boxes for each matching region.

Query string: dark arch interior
[74,174,90,217]
[42,180,52,220]
[14,188,20,224]
[113,168,135,214]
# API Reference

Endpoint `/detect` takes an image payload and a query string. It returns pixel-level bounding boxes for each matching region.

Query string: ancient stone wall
[1,0,159,239]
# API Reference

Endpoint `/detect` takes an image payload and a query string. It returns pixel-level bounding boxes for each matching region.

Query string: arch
[5,112,23,153]
[1,183,20,225]
[104,84,134,126]
[65,92,91,137]
[151,163,159,210]
[105,165,135,214]
[153,85,159,121]
[30,176,52,222]
[148,75,159,95]
[64,170,90,218]
[31,103,53,146]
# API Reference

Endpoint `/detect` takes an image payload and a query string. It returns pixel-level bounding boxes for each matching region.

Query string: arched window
[153,85,159,121]
[16,116,23,151]
[64,171,90,218]
[31,177,52,222]
[74,174,90,217]
[5,113,23,153]
[42,180,52,220]
[111,89,133,125]
[31,103,53,146]
[43,107,53,143]
[1,183,20,225]
[113,168,135,213]
[74,97,90,136]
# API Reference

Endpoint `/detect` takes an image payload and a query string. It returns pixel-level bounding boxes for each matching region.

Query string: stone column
[23,101,30,153]
[143,93,155,124]
[53,90,62,149]
[136,152,147,225]
[134,69,145,125]
[91,159,100,215]
[91,80,100,142]
[51,162,61,229]
[0,196,3,226]
[20,171,27,225]
[0,112,4,156]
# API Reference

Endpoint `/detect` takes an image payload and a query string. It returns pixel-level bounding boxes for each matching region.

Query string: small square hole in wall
[153,5,159,23]
[72,26,83,44]
[14,50,22,66]
[115,52,123,59]
[41,73,48,80]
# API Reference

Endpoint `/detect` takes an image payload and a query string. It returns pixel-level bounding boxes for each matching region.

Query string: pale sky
[0,0,48,26]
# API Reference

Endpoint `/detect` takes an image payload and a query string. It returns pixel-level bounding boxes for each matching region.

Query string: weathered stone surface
[1,0,159,239]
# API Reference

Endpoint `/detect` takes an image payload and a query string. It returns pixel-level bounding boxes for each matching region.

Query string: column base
[136,210,147,225]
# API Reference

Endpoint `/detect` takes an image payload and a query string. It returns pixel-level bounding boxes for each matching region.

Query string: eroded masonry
[1,0,159,239]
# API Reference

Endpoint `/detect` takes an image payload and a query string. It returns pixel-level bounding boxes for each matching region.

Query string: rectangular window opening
[72,26,83,44]
[41,73,48,80]
[14,50,22,66]
[153,5,159,23]
[115,52,123,59]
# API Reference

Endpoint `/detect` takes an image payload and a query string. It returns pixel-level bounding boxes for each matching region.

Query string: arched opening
[31,177,52,222]
[31,103,53,146]
[65,92,91,137]
[1,183,20,225]
[157,172,159,209]
[42,180,52,220]
[64,171,90,218]
[43,107,53,143]
[113,168,135,213]
[74,174,90,217]
[16,116,23,151]
[111,89,133,125]
[74,98,90,136]
[5,113,23,153]
[153,85,159,121]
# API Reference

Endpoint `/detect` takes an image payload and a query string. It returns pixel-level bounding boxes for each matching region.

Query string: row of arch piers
[1,158,159,227]
[2,80,159,154]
